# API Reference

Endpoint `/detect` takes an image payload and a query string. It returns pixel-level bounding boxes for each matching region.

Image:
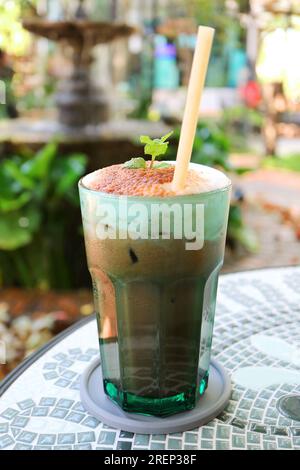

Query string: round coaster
[80,358,231,434]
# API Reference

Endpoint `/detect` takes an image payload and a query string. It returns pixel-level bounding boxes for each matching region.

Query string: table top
[0,267,300,450]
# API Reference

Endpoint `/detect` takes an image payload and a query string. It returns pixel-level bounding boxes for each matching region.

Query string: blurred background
[0,0,300,378]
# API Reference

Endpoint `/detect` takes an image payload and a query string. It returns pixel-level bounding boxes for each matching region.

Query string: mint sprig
[140,131,173,167]
[123,158,146,169]
[123,131,173,169]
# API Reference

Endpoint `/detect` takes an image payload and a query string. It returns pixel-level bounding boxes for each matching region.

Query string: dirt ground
[223,202,300,273]
[223,156,300,272]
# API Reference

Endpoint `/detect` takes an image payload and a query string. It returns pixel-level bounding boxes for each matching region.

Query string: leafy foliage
[264,154,300,172]
[190,122,231,170]
[168,121,231,169]
[0,1,31,56]
[228,205,259,253]
[168,120,258,252]
[140,131,173,164]
[123,157,147,169]
[221,105,263,152]
[124,132,173,169]
[0,143,87,289]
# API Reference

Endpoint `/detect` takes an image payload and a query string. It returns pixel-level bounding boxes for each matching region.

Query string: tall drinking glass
[79,165,231,417]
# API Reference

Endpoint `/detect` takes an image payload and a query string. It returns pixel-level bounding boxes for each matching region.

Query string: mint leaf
[140,131,173,164]
[123,132,174,169]
[160,131,174,143]
[123,158,146,169]
[140,136,153,145]
[153,162,172,169]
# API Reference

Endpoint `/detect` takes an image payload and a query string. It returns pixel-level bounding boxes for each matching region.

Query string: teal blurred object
[227,48,247,88]
[154,38,179,89]
[205,56,227,87]
[178,33,196,49]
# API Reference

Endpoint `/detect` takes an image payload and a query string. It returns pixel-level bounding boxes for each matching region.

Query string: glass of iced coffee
[79,160,231,416]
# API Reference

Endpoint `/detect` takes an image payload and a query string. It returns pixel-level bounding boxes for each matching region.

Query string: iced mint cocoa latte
[79,159,230,416]
[80,23,227,417]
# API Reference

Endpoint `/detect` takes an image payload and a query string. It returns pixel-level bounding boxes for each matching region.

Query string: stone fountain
[22,17,135,128]
[0,3,170,168]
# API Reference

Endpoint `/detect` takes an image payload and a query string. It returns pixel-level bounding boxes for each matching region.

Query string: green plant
[222,105,264,129]
[264,154,300,172]
[227,205,259,253]
[190,122,231,170]
[0,142,87,289]
[169,121,247,171]
[0,1,32,56]
[124,132,173,169]
[169,120,258,252]
[221,105,264,152]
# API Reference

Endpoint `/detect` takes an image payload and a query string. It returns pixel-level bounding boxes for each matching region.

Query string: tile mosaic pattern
[0,267,300,450]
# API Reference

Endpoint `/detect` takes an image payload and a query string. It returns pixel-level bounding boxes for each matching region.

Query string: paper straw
[172,26,215,191]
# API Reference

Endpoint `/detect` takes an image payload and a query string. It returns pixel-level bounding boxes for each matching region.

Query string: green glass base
[103,372,209,417]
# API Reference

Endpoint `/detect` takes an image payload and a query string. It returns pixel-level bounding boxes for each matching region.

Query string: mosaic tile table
[0,267,300,450]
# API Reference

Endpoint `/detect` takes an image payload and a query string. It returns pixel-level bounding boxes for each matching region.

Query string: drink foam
[82,162,230,197]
